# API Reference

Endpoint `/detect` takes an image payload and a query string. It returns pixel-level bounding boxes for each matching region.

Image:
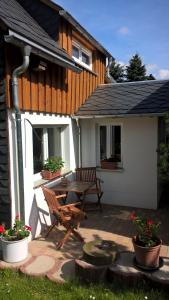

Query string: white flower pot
[1,237,28,263]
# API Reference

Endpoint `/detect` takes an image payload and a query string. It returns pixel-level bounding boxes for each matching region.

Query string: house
[0,0,111,231]
[76,80,169,210]
[0,0,169,236]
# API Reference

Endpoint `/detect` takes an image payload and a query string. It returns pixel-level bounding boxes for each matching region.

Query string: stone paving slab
[47,259,75,283]
[0,253,33,270]
[20,255,57,277]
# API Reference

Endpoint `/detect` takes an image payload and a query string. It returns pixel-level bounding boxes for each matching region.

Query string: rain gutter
[5,30,81,73]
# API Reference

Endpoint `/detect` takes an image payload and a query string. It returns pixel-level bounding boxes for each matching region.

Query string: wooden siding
[5,19,106,115]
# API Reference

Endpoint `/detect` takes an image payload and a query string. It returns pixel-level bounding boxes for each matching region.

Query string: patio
[1,204,169,283]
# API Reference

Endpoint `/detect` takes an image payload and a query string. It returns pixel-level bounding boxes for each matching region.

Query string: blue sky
[54,0,169,79]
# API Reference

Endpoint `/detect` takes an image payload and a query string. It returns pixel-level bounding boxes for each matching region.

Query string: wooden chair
[42,186,86,249]
[75,167,103,211]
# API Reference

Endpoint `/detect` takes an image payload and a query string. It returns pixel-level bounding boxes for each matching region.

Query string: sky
[54,0,169,79]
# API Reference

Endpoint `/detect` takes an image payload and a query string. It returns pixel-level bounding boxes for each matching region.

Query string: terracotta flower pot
[41,169,61,180]
[101,161,118,170]
[132,236,162,268]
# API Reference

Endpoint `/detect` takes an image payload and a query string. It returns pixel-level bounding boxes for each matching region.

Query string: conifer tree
[109,60,125,82]
[126,54,146,82]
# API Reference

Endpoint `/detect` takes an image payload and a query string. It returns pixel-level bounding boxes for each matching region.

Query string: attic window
[72,40,92,70]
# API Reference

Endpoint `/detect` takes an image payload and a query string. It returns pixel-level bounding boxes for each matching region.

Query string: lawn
[0,269,168,300]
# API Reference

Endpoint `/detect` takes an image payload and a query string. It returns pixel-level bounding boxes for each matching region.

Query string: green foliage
[130,212,160,247]
[145,73,156,80]
[43,157,64,172]
[109,60,125,82]
[126,54,146,82]
[1,215,31,241]
[0,269,168,300]
[158,113,169,182]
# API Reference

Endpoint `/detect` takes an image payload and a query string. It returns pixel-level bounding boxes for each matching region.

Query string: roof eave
[5,30,81,73]
[74,112,165,118]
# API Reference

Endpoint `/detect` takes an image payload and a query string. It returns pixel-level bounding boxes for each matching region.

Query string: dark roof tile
[76,80,169,116]
[0,0,74,63]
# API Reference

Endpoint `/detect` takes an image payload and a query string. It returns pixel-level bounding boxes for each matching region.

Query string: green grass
[0,269,168,300]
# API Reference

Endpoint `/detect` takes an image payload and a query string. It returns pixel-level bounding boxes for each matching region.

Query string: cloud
[158,69,169,80]
[118,26,130,35]
[146,64,158,73]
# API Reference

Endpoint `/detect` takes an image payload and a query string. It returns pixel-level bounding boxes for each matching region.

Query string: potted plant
[41,156,64,180]
[0,214,31,263]
[130,212,161,269]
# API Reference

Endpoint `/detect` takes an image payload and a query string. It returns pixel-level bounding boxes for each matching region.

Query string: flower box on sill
[101,161,118,170]
[41,156,64,180]
[41,169,61,180]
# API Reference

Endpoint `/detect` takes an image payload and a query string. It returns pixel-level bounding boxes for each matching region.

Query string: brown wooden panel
[31,71,38,111]
[38,71,45,112]
[22,71,31,110]
[18,77,23,109]
[71,71,75,112]
[5,24,107,115]
[51,65,57,113]
[79,71,83,107]
[75,72,80,112]
[72,30,95,51]
[82,70,87,104]
[45,69,52,112]
[56,66,62,113]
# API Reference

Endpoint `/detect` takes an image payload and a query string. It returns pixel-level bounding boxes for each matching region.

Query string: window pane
[48,128,61,158]
[72,45,79,59]
[111,126,121,161]
[33,128,43,173]
[100,126,107,159]
[82,52,90,65]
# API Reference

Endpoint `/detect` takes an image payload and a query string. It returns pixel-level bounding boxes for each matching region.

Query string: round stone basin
[83,240,118,266]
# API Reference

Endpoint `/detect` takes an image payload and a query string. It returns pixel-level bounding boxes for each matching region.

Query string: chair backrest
[42,187,60,214]
[42,186,67,223]
[75,167,97,183]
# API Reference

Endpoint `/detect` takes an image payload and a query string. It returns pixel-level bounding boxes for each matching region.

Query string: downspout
[76,118,82,168]
[11,45,31,222]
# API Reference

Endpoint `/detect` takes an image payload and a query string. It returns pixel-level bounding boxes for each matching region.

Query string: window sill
[74,61,98,76]
[33,170,72,189]
[97,167,124,173]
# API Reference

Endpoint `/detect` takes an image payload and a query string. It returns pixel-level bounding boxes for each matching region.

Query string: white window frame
[33,125,70,177]
[72,40,92,71]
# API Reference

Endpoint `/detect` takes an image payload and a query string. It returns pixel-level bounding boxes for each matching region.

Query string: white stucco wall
[8,111,77,237]
[80,117,158,209]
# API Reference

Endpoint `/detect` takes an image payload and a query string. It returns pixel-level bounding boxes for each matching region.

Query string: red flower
[24,225,31,231]
[15,213,20,220]
[147,219,154,226]
[130,212,136,221]
[0,225,5,234]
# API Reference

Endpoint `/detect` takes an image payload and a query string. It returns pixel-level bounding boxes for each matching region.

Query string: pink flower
[147,219,154,226]
[0,225,5,233]
[15,213,20,220]
[130,212,136,221]
[24,225,31,231]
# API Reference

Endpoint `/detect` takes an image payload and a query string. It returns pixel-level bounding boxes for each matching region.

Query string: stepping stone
[20,255,57,276]
[0,253,32,270]
[108,252,143,285]
[47,259,75,283]
[146,258,169,287]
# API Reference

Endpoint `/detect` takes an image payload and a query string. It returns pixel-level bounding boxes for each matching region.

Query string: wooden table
[52,181,95,210]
